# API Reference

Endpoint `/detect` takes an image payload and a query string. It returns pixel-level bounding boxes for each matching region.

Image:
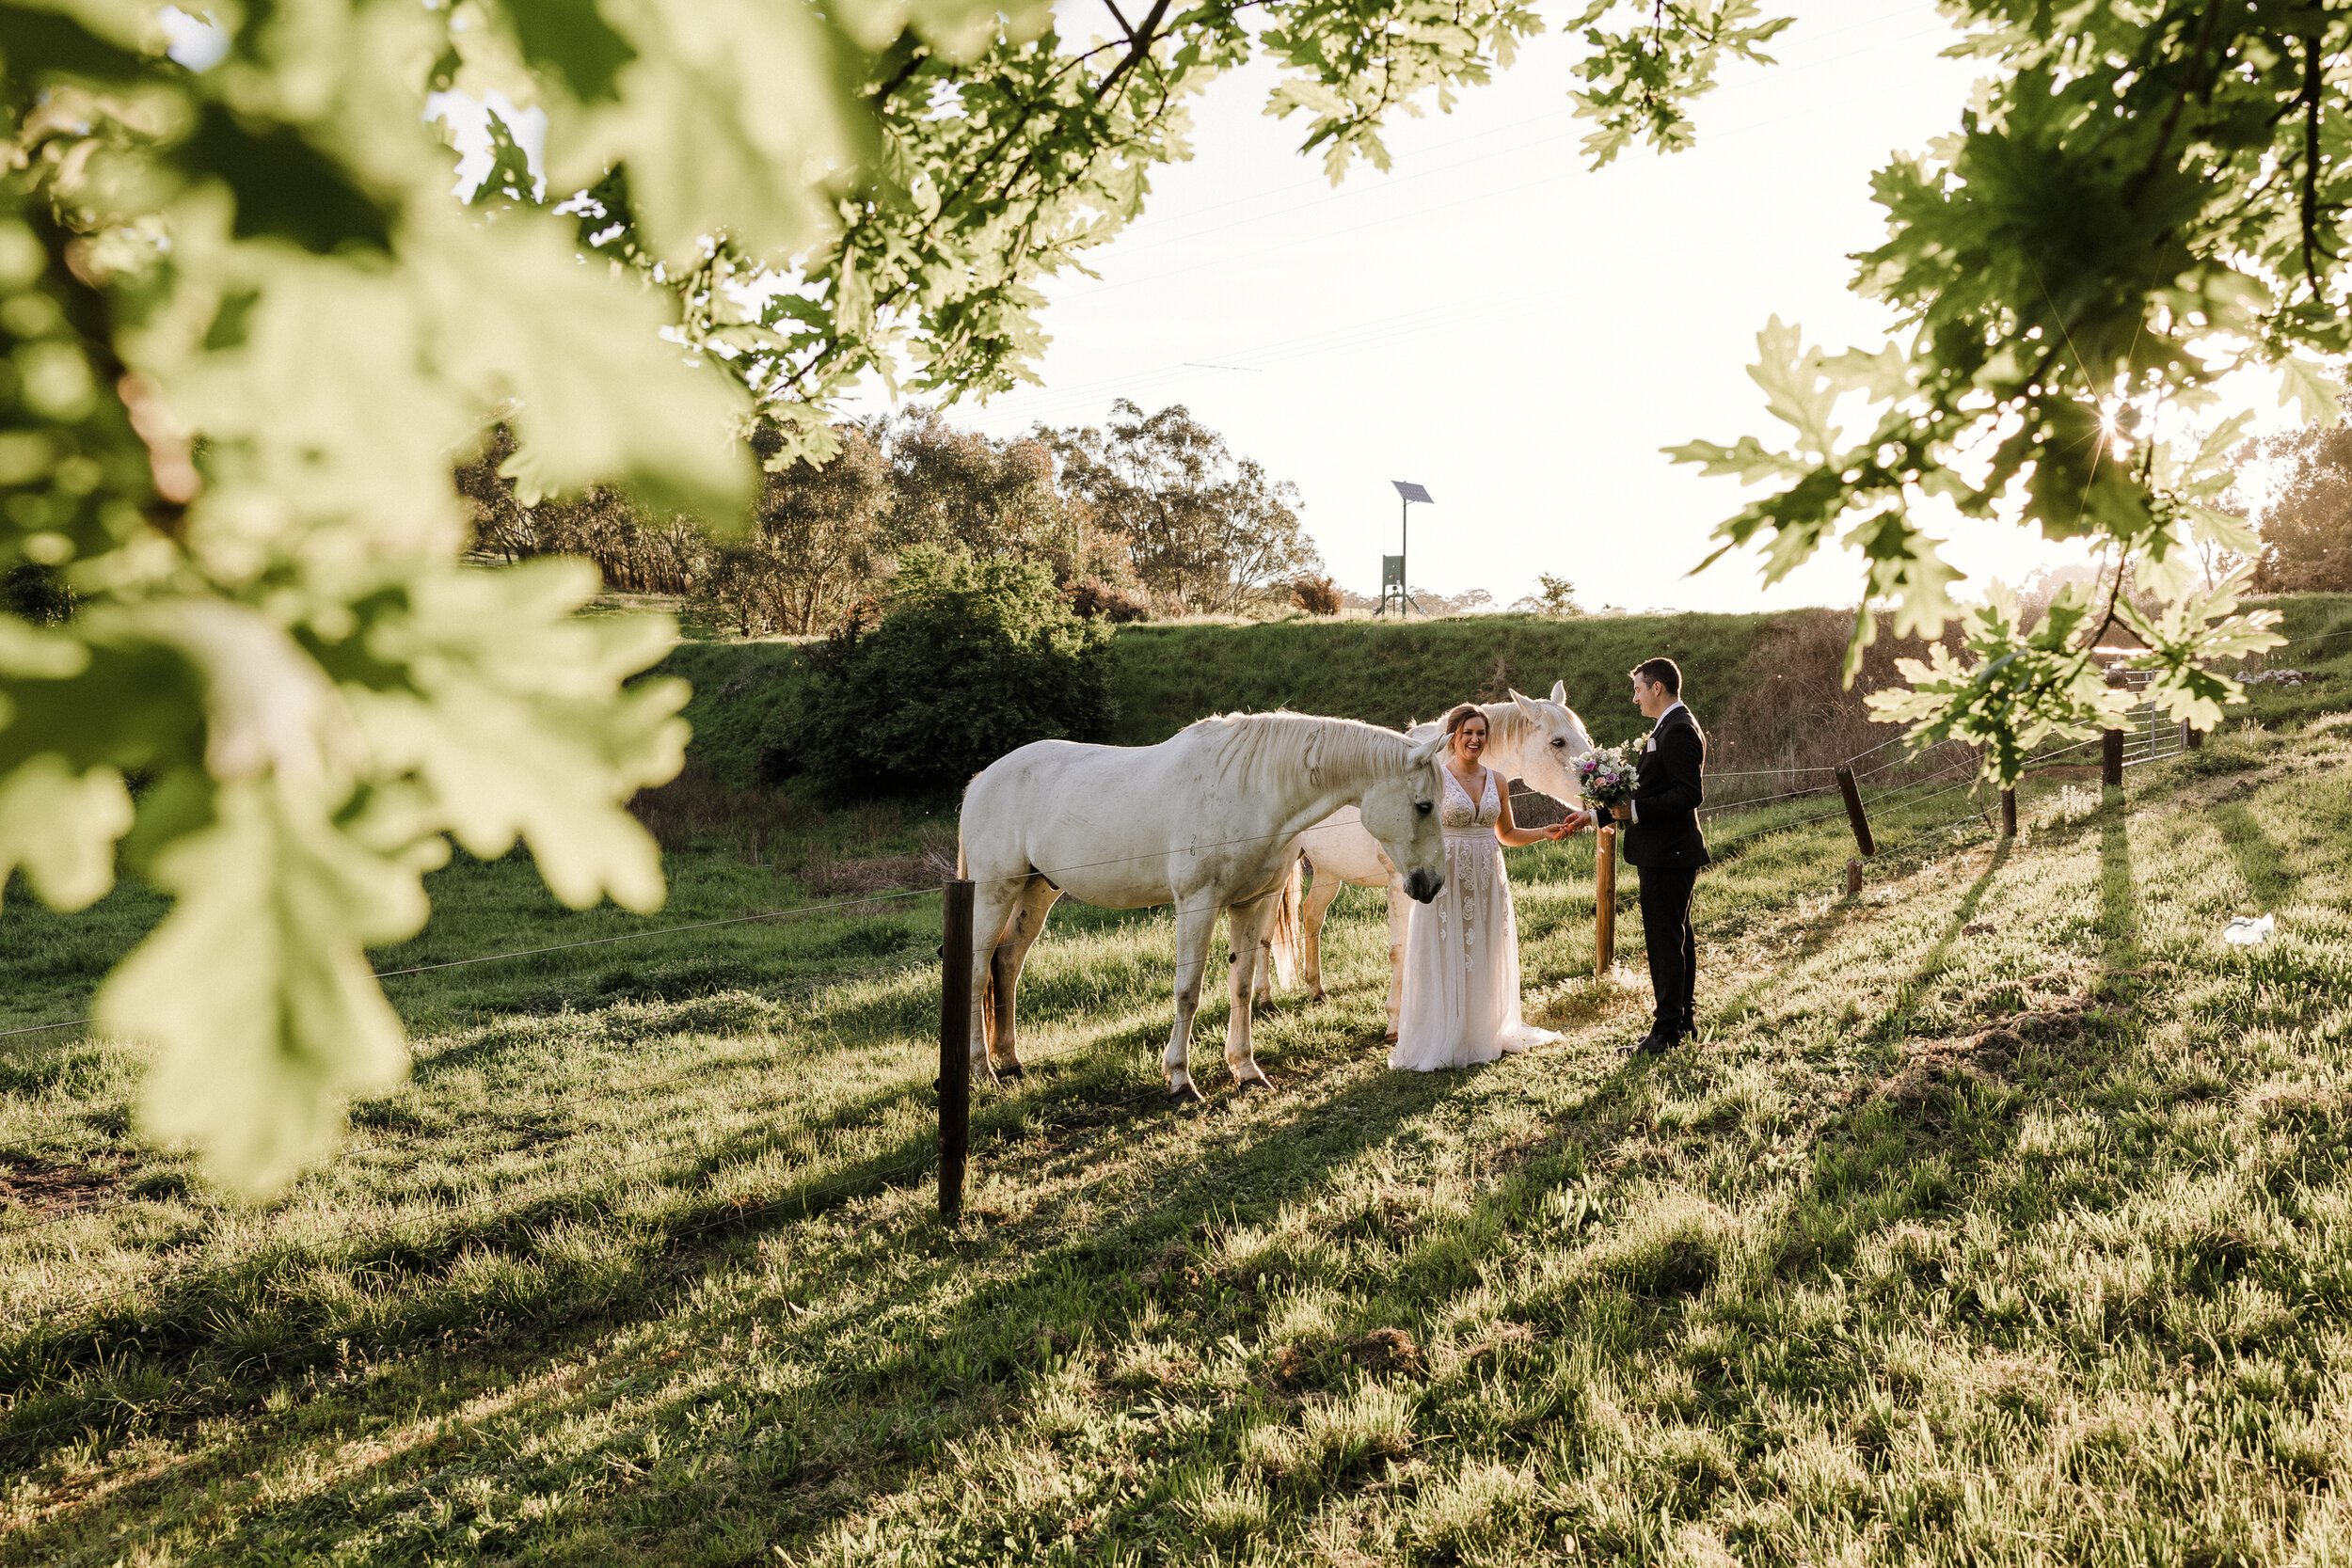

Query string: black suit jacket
[1595,705,1710,869]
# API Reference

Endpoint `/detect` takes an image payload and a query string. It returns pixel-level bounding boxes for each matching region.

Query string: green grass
[7,674,2352,1560]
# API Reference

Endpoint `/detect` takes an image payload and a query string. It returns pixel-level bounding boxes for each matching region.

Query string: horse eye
[1551,737,1565,747]
[1416,801,1432,815]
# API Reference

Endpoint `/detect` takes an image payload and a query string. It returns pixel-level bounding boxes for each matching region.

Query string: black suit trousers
[1636,863,1699,1037]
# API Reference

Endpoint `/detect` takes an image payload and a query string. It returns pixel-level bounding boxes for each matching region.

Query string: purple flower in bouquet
[1573,741,1640,806]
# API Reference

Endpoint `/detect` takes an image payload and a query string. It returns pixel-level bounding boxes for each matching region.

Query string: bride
[1391,704,1568,1071]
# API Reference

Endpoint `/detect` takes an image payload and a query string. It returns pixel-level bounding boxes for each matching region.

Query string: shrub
[1506,572,1582,618]
[776,546,1117,795]
[1292,574,1342,615]
[1066,578,1150,623]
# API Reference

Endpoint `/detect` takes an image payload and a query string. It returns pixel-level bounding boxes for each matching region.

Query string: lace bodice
[1440,766,1499,833]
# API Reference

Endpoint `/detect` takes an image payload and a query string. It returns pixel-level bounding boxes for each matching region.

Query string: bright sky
[843,0,2208,613]
[395,0,2315,616]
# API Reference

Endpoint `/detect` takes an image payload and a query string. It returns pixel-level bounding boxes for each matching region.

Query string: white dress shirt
[1624,701,1687,824]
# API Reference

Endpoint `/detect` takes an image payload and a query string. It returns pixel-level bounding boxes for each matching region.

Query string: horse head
[1505,680,1597,802]
[1357,734,1449,903]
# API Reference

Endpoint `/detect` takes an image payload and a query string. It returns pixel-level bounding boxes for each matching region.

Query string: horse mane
[1480,699,1534,755]
[1182,710,1412,791]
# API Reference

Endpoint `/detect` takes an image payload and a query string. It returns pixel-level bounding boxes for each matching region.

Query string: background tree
[694,420,897,638]
[2246,411,2352,594]
[1048,400,1322,615]
[1509,573,1583,618]
[456,426,704,594]
[882,408,1083,570]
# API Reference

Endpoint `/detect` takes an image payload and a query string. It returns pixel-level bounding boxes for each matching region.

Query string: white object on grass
[2223,914,2276,945]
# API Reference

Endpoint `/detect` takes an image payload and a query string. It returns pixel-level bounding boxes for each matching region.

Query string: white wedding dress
[1389,766,1561,1071]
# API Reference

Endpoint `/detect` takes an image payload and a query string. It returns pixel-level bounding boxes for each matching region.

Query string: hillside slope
[663,594,2352,786]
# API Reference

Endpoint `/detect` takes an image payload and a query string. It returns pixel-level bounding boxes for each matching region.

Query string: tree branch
[1095,0,1172,102]
[2301,32,2325,296]
[2122,1,2221,208]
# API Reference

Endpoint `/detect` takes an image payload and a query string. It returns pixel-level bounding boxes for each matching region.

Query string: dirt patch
[0,1151,128,1220]
[1870,993,2122,1111]
[803,847,956,900]
[1346,1326,1429,1381]
[1136,1241,1201,1293]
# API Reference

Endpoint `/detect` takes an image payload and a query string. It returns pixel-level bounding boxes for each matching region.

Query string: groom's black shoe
[1618,1029,1677,1057]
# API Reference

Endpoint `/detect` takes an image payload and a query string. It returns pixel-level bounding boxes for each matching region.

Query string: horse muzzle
[1404,868,1443,904]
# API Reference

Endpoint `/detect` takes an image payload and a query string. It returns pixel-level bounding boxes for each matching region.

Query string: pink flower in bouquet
[1573,741,1640,806]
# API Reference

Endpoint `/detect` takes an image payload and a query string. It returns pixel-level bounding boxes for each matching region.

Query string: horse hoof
[1167,1083,1206,1108]
[996,1063,1025,1082]
[1232,1074,1273,1094]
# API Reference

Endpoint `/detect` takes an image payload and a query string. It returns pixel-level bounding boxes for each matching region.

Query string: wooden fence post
[1594,826,1617,976]
[2102,727,2124,787]
[2000,788,2017,838]
[1835,765,1876,856]
[1845,857,1863,897]
[2185,721,2203,751]
[938,878,973,1227]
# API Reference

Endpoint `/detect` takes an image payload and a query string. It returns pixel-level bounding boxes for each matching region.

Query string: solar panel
[1391,481,1432,504]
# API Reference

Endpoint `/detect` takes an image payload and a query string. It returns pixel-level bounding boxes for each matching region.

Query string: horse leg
[1383,871,1410,1043]
[1298,862,1343,1004]
[989,877,1061,1079]
[1164,901,1218,1106]
[967,877,1026,1084]
[1225,895,1279,1090]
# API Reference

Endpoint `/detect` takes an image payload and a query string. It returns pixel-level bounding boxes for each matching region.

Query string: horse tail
[1267,852,1305,991]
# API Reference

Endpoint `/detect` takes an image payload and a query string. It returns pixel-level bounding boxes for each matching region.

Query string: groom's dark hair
[1630,657,1682,696]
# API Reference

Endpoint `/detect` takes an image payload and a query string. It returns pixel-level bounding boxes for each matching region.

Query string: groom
[1568,657,1709,1053]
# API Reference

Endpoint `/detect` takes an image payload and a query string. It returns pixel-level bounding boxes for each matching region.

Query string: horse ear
[1406,735,1444,768]
[1549,680,1567,705]
[1507,688,1544,724]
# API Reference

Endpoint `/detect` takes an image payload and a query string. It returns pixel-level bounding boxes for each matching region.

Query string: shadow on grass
[1909,837,2012,982]
[2099,805,2139,957]
[2211,799,2300,910]
[2,974,1649,1564]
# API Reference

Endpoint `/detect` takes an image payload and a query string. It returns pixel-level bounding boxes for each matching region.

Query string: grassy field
[3,634,2351,1560]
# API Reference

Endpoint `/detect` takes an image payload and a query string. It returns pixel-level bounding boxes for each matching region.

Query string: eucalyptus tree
[1047,399,1322,613]
[2245,409,2352,594]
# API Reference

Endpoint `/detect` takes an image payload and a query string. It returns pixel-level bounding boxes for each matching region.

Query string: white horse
[958,712,1449,1103]
[1289,684,1595,1039]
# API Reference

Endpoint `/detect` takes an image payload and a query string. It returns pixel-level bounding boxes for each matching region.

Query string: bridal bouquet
[1574,742,1640,807]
